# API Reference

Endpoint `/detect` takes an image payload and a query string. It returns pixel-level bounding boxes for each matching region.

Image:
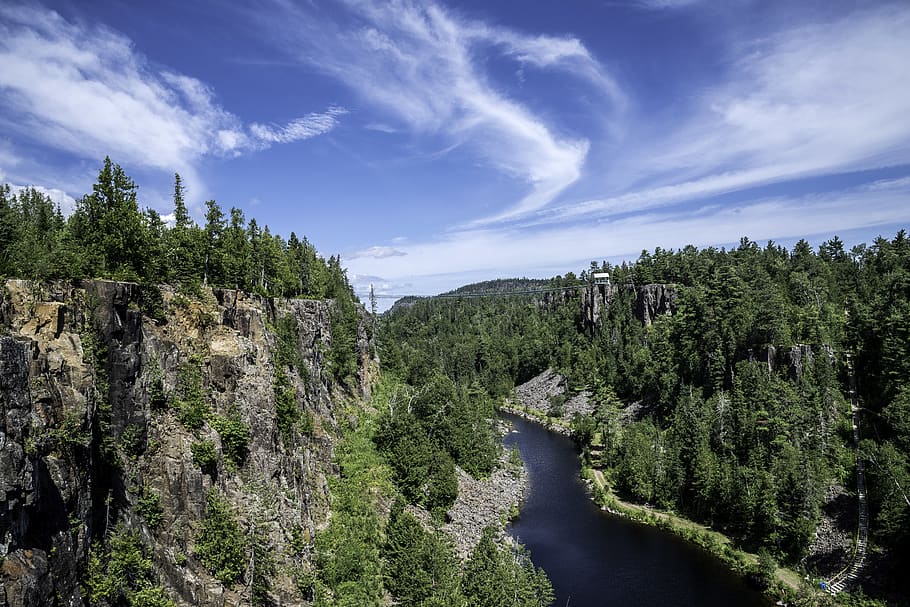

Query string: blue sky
[2,0,909,306]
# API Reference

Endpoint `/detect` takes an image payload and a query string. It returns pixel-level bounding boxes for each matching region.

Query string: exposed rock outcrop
[581,282,677,330]
[511,368,592,426]
[0,279,373,606]
[444,451,527,559]
[747,343,836,379]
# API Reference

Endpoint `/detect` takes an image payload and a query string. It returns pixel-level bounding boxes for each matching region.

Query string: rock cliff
[581,282,677,330]
[0,280,373,606]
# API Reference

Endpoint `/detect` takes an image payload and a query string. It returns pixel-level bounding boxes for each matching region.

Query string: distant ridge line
[367,283,590,299]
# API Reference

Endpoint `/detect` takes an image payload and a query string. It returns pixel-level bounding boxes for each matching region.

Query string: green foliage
[85,523,175,607]
[862,439,910,552]
[195,489,245,585]
[1,159,361,304]
[328,298,359,385]
[44,408,91,455]
[751,549,777,590]
[380,232,910,579]
[138,283,166,324]
[836,588,889,607]
[572,413,597,447]
[131,586,176,607]
[373,375,498,511]
[463,526,554,607]
[273,314,305,371]
[547,392,567,418]
[146,359,167,410]
[509,445,523,469]
[174,362,209,432]
[298,409,315,436]
[314,412,391,606]
[120,423,145,458]
[191,440,218,472]
[274,368,300,441]
[211,414,251,470]
[383,500,464,606]
[137,488,164,529]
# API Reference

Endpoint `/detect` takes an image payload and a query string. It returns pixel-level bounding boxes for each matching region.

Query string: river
[502,413,769,607]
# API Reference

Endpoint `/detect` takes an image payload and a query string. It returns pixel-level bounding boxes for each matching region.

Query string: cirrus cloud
[0,4,344,199]
[248,0,624,226]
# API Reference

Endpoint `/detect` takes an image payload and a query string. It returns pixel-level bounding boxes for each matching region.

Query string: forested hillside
[381,233,910,604]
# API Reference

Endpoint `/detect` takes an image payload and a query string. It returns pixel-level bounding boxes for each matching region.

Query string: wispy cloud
[464,21,626,109]
[863,176,910,192]
[251,0,623,225]
[364,122,399,134]
[0,5,343,199]
[634,0,704,10]
[488,4,910,228]
[344,180,910,290]
[348,245,408,260]
[250,106,347,145]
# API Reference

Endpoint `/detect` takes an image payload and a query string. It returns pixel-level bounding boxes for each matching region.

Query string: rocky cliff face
[0,280,373,606]
[581,282,677,330]
[747,343,836,380]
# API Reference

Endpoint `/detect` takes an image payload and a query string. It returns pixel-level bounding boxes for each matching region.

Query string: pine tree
[172,173,191,229]
[202,199,225,286]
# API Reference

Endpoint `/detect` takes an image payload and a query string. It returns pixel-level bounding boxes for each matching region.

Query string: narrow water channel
[502,413,770,607]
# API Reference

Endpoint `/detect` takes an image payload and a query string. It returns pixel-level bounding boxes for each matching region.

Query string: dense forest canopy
[381,231,910,602]
[0,158,353,303]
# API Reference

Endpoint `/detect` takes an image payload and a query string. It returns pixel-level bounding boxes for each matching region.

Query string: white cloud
[0,138,20,171]
[250,106,347,145]
[364,122,399,134]
[863,176,910,192]
[344,180,910,288]
[253,0,621,224]
[492,5,910,228]
[676,7,910,173]
[8,183,77,215]
[0,5,343,198]
[348,245,408,259]
[465,22,626,108]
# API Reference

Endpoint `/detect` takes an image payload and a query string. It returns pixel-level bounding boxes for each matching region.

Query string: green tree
[195,489,245,584]
[383,500,463,606]
[202,199,225,286]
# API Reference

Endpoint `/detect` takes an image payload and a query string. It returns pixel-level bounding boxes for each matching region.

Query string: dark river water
[502,413,769,607]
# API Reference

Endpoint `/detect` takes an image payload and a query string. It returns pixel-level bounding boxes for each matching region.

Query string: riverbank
[502,412,772,606]
[582,467,813,598]
[499,403,833,606]
[499,403,574,436]
[443,443,528,558]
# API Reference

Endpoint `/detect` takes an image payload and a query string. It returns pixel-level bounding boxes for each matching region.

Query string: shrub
[274,369,299,441]
[120,423,145,458]
[85,524,174,606]
[137,488,164,529]
[138,283,166,324]
[195,489,245,585]
[191,440,218,472]
[211,414,250,469]
[175,363,209,432]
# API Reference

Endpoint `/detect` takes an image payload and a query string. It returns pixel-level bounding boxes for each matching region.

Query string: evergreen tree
[202,199,225,286]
